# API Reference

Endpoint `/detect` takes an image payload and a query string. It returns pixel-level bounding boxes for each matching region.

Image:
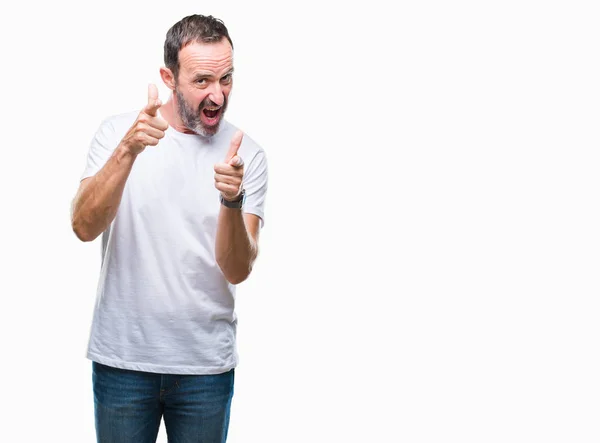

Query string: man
[71,14,268,443]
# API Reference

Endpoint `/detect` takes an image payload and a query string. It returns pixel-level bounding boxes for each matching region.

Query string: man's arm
[213,130,266,284]
[215,211,261,284]
[71,84,168,242]
[71,146,138,242]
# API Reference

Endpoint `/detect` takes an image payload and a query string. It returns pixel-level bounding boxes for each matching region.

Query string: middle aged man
[71,14,268,443]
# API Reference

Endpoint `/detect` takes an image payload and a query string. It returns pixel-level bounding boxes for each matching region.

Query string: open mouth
[201,107,222,125]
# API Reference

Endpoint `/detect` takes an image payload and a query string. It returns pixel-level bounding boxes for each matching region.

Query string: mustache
[199,96,227,110]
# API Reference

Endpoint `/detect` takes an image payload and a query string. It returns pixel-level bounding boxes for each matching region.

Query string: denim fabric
[92,361,235,443]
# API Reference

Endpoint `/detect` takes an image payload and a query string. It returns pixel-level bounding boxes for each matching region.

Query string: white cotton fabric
[80,110,267,374]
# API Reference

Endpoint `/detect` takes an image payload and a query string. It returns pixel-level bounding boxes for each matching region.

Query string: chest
[124,140,222,226]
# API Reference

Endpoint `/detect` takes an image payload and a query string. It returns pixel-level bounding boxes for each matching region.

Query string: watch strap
[220,189,245,209]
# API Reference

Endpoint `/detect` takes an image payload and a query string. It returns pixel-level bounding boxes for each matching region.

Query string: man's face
[174,38,234,136]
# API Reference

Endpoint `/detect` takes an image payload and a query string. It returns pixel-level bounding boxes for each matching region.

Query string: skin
[159,39,233,137]
[71,38,260,285]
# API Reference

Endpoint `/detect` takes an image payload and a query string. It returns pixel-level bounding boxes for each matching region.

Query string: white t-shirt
[80,110,268,374]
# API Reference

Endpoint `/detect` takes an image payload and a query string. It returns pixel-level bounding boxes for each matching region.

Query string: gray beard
[175,89,227,137]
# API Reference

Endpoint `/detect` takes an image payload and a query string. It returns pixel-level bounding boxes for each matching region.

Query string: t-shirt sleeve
[243,149,268,227]
[80,118,118,181]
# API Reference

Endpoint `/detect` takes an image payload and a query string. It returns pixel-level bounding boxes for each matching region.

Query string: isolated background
[0,0,598,441]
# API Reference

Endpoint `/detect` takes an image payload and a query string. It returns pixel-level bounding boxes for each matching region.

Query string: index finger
[225,130,244,163]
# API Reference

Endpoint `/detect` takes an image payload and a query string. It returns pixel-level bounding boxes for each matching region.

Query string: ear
[160,67,176,91]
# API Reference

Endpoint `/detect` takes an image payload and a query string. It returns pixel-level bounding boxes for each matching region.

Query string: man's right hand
[121,84,169,155]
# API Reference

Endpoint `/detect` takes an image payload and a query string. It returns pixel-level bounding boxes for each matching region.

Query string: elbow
[227,271,251,285]
[72,225,94,242]
[217,259,253,285]
[71,217,96,242]
[71,199,93,242]
[221,266,251,285]
[217,246,258,285]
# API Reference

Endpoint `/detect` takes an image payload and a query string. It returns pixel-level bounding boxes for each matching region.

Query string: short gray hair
[164,14,233,81]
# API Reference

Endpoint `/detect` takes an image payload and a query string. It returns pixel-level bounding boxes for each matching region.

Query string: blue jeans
[92,361,235,443]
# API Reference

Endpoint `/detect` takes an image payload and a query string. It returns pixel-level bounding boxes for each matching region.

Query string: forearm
[71,144,138,241]
[215,207,257,284]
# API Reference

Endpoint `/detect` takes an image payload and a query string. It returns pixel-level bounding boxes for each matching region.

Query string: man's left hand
[214,130,245,201]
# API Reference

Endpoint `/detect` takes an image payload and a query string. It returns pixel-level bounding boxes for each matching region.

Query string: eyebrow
[192,69,234,81]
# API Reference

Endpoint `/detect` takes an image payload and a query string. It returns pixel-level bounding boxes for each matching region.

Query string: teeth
[205,107,220,111]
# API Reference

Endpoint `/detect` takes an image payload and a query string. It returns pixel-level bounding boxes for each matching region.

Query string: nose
[207,82,224,107]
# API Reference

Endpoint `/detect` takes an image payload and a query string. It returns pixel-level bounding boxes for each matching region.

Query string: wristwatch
[220,189,246,209]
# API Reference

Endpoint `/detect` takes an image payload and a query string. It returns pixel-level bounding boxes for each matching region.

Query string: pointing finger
[225,130,244,163]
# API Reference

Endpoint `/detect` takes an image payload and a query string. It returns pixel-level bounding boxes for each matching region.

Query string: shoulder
[100,110,139,135]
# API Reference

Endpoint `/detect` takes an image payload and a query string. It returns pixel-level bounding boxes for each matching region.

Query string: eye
[221,74,232,84]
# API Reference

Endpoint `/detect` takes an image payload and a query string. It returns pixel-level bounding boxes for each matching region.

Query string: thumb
[229,155,244,167]
[225,130,244,163]
[144,83,161,116]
